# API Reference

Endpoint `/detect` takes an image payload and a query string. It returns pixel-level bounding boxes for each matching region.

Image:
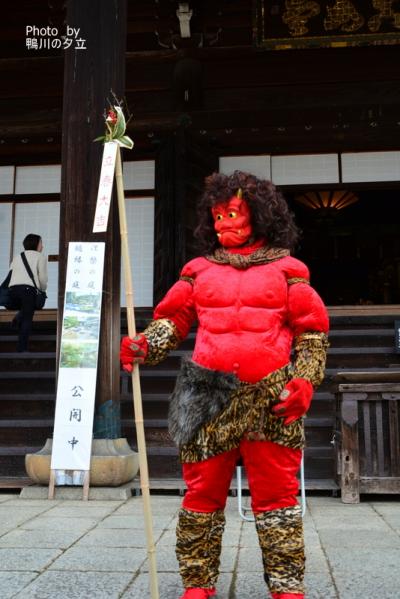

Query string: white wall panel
[271,154,339,185]
[121,198,154,307]
[0,166,15,194]
[15,165,61,194]
[341,151,400,183]
[13,202,60,308]
[219,155,271,180]
[123,161,155,190]
[0,204,13,309]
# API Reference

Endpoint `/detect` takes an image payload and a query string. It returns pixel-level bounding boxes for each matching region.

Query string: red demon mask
[211,190,252,248]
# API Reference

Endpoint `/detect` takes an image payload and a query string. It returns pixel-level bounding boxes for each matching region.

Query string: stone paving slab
[238,522,258,547]
[1,499,61,507]
[45,500,123,507]
[303,572,338,599]
[0,547,62,571]
[121,572,183,599]
[20,516,99,532]
[370,503,400,530]
[0,493,399,598]
[40,505,119,518]
[74,527,155,548]
[0,505,55,521]
[310,514,386,530]
[233,571,266,598]
[317,528,400,548]
[96,514,174,529]
[236,571,338,599]
[141,545,179,573]
[0,528,85,549]
[0,494,18,503]
[0,526,14,537]
[121,572,233,599]
[13,571,133,599]
[323,546,400,573]
[305,546,331,573]
[113,496,181,515]
[304,527,323,546]
[48,545,147,572]
[236,547,264,572]
[370,501,400,515]
[332,569,399,599]
[0,571,38,599]
[156,529,178,547]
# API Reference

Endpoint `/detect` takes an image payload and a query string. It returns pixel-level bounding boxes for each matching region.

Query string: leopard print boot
[255,504,305,596]
[176,508,225,591]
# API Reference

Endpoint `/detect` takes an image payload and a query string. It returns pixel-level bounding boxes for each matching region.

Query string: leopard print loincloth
[179,364,305,463]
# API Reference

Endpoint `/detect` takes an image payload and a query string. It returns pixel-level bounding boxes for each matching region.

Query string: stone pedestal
[25,438,139,487]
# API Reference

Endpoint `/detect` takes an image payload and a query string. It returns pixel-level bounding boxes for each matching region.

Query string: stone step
[1,312,399,481]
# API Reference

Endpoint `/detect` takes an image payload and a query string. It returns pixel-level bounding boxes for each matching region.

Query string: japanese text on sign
[51,242,105,472]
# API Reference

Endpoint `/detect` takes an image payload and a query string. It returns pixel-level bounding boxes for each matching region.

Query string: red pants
[182,439,302,513]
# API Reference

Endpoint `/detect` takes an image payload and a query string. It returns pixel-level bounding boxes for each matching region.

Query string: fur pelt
[168,358,240,446]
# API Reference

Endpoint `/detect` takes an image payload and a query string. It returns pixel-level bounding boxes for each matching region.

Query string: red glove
[120,334,148,372]
[271,378,313,426]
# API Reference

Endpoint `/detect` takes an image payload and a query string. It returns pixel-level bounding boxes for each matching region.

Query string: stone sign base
[25,438,139,487]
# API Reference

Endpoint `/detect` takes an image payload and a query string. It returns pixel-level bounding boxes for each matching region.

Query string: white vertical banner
[51,241,105,472]
[92,141,118,232]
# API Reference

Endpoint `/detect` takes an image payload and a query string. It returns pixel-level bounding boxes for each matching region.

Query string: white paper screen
[219,155,271,180]
[120,197,154,307]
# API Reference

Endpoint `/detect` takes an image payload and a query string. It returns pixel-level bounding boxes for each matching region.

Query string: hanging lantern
[294,190,359,211]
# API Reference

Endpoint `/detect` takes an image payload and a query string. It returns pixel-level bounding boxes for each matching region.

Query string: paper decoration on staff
[93,106,134,233]
[92,142,118,233]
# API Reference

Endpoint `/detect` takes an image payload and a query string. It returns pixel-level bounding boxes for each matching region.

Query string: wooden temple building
[1,0,400,491]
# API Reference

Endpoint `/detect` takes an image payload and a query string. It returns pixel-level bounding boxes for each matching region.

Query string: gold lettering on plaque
[324,1,364,32]
[368,0,400,32]
[283,1,321,36]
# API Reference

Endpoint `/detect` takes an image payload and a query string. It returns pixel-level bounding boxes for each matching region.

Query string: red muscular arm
[120,260,199,371]
[272,258,329,425]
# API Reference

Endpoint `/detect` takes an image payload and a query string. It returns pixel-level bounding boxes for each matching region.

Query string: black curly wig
[194,170,300,254]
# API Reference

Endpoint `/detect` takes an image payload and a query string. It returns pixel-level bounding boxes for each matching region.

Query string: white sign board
[92,141,118,232]
[51,242,105,472]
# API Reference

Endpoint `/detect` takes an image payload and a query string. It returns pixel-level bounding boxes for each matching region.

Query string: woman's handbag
[20,252,47,310]
[0,270,13,309]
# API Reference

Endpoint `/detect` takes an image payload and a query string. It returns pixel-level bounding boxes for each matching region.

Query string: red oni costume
[121,178,329,599]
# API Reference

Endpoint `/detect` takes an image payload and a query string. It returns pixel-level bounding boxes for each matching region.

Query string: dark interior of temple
[287,188,400,305]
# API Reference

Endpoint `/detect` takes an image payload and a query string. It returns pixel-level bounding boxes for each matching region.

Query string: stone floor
[0,492,399,598]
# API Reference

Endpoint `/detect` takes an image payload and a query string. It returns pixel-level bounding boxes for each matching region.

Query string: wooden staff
[115,145,159,599]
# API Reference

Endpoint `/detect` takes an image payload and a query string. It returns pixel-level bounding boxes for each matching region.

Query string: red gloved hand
[271,378,313,426]
[120,334,148,372]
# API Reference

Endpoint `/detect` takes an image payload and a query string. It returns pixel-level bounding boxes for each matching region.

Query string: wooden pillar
[153,129,218,303]
[59,0,127,438]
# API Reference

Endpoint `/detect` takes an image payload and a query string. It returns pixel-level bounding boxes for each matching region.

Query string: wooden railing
[335,371,400,503]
